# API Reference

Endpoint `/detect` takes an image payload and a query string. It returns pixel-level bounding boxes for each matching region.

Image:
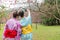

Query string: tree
[29,0,60,25]
[39,0,60,25]
[40,0,60,25]
[0,5,7,30]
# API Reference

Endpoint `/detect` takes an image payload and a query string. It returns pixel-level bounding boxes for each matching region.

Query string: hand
[3,38,5,40]
[26,9,30,12]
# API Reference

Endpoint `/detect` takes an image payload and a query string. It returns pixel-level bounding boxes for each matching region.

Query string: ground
[0,24,60,40]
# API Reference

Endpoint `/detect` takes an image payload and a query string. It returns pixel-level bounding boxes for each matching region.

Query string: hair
[13,11,19,18]
[18,10,24,17]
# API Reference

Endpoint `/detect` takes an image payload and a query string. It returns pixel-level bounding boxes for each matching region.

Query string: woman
[18,9,32,40]
[3,11,21,40]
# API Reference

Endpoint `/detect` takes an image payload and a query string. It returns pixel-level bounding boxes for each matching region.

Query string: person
[3,11,21,40]
[18,9,32,40]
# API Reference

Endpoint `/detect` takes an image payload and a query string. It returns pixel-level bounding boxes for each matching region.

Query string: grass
[33,24,60,40]
[0,24,4,40]
[1,24,60,40]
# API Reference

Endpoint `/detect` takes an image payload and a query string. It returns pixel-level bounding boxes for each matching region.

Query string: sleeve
[27,9,31,19]
[26,11,32,25]
[17,22,22,36]
[3,23,8,39]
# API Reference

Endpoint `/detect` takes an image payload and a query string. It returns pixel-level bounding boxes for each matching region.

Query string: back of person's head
[18,10,24,17]
[13,11,19,18]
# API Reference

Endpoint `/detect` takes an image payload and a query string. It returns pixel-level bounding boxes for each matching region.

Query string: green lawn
[32,24,60,40]
[0,24,4,40]
[1,24,60,40]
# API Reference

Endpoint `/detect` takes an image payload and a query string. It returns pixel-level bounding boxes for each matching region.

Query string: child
[3,11,21,40]
[18,9,32,40]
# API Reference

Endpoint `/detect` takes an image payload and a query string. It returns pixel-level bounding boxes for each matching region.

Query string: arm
[27,9,31,18]
[3,24,8,40]
[26,9,32,25]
